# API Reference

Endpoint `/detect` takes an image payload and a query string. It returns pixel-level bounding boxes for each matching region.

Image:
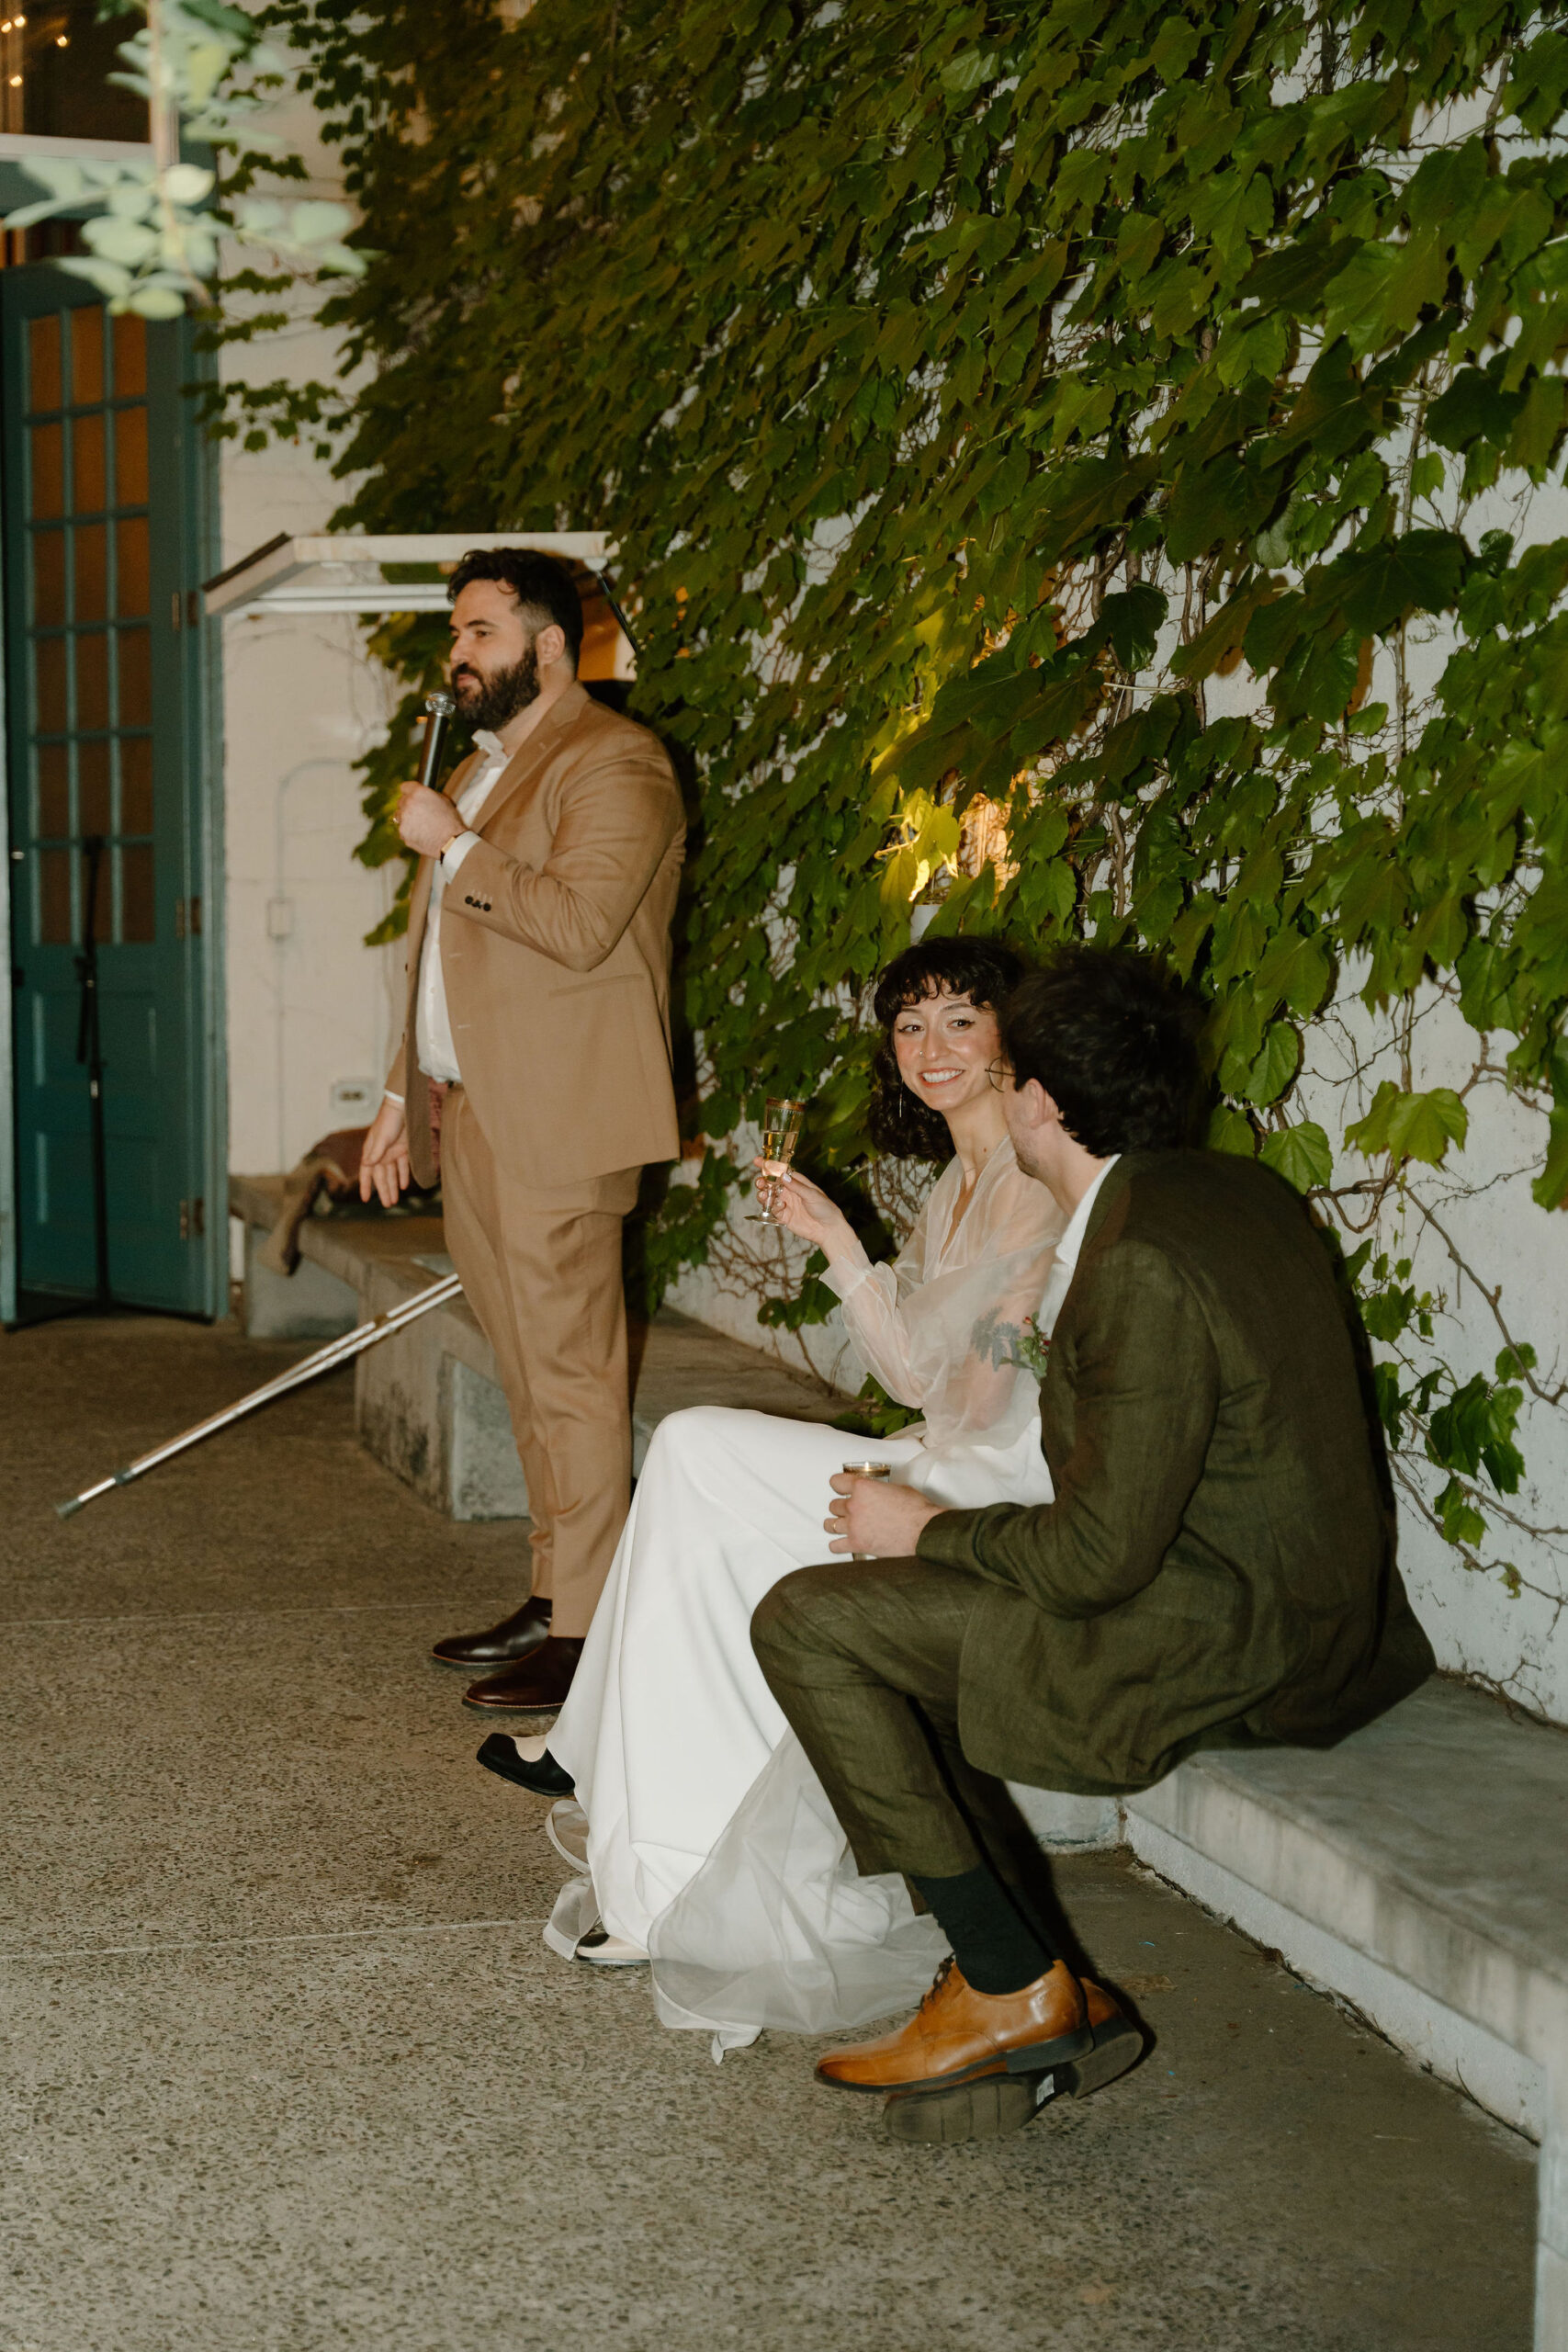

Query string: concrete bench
[229,1173,848,1519]
[231,1174,1564,2344]
[1120,1681,1568,2349]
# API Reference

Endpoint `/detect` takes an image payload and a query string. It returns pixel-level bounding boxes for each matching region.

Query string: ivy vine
[252,0,1568,1659]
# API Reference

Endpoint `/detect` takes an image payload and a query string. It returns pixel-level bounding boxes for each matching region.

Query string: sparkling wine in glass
[750,1097,806,1224]
[841,1459,892,1559]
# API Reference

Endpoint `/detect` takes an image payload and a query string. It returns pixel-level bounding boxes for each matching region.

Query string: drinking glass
[840,1459,891,1559]
[750,1096,806,1223]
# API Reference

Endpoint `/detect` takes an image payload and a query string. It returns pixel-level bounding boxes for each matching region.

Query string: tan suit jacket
[388,682,685,1192]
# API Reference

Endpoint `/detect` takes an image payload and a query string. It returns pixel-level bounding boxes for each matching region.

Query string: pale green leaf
[163,164,216,207]
[1259,1122,1334,1191]
[288,199,357,247]
[1345,1083,1470,1167]
[84,215,162,266]
[940,49,998,94]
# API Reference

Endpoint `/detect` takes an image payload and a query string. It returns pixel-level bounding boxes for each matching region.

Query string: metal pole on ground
[55,1271,465,1518]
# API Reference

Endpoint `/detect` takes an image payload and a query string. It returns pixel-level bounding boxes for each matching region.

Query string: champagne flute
[750,1096,806,1224]
[841,1459,891,1559]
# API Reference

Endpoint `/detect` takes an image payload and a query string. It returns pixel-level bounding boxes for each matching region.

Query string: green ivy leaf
[1253,928,1333,1019]
[1345,1082,1470,1167]
[1207,1102,1258,1156]
[940,48,998,94]
[1242,1021,1303,1106]
[1258,1121,1334,1192]
[1336,531,1468,637]
[1433,1477,1488,1549]
[1100,582,1168,673]
[1530,1105,1568,1209]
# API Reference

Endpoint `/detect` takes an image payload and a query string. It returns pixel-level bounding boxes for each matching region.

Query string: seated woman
[486,936,1063,2042]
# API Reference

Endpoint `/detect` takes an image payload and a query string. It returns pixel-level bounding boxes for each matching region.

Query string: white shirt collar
[1055,1154,1120,1274]
[1036,1154,1121,1340]
[472,728,506,764]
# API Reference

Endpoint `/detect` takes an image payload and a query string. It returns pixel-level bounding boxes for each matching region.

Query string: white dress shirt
[392,729,508,1090]
[1037,1154,1121,1338]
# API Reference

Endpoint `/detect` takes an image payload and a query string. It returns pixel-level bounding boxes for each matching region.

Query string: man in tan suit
[359,548,683,1711]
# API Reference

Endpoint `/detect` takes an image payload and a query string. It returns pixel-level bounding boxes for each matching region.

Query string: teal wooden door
[2,268,221,1318]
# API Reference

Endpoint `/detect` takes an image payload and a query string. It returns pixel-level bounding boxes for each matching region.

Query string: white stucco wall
[213,85,404,1196]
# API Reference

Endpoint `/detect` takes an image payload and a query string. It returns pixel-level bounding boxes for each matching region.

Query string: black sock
[911,1865,1058,1996]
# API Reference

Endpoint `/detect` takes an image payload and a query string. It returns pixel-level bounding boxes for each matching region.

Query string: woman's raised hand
[751,1159,856,1261]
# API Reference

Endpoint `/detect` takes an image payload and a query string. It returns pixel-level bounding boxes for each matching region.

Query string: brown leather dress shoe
[432,1598,552,1669]
[882,1972,1144,2140]
[817,1956,1100,2096]
[462,1635,585,1713]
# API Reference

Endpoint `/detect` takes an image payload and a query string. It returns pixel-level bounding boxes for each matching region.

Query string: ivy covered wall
[257,0,1568,1715]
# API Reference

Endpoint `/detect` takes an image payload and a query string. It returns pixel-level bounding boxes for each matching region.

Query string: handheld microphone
[417,689,456,793]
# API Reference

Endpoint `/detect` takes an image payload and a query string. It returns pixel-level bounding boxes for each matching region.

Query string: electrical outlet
[329,1078,378,1125]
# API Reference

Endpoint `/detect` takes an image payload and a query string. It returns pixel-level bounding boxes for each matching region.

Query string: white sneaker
[576,1923,649,1967]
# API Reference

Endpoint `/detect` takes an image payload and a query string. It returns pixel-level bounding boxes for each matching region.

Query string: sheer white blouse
[820,1138,1064,1462]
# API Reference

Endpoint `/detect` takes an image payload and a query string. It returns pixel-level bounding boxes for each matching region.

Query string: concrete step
[230,1175,848,1521]
[1124,1679,1568,2348]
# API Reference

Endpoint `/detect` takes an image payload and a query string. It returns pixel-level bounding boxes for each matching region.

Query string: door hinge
[179,1197,206,1240]
[171,588,182,631]
[174,897,202,940]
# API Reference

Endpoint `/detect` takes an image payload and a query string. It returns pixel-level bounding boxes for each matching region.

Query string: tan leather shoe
[880,1972,1144,2139]
[816,1956,1094,2096]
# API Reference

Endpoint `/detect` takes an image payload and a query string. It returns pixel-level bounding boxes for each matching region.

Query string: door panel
[3,267,218,1315]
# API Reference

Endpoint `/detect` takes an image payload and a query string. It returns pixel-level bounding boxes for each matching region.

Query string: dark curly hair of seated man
[868,935,1027,1162]
[999,943,1205,1156]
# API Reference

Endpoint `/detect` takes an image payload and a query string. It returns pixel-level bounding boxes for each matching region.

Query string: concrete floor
[0,1313,1539,2352]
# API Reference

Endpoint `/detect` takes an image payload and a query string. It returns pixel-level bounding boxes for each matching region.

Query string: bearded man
[358,548,684,1712]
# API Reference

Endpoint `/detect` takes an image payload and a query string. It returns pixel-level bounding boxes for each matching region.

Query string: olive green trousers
[750,1554,1066,1928]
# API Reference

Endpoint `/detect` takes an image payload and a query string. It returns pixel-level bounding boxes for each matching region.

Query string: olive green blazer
[917,1150,1435,1796]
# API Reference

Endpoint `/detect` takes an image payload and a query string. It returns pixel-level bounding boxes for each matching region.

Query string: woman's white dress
[547,1140,1062,2048]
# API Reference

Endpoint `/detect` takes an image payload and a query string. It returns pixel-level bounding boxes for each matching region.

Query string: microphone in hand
[397,690,463,855]
[417,689,456,793]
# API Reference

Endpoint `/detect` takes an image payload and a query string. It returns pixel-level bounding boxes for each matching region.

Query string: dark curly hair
[999,944,1204,1155]
[868,936,1027,1161]
[446,547,584,668]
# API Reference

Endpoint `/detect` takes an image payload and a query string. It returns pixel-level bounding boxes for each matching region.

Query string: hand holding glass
[750,1097,806,1224]
[840,1459,891,1558]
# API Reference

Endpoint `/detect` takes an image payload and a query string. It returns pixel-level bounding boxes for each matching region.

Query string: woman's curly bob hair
[868,936,1026,1162]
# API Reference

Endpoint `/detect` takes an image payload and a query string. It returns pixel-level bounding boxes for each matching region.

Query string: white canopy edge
[204,532,617,619]
[0,131,154,164]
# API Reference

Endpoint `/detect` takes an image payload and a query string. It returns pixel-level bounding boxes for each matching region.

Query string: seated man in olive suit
[752,944,1435,2141]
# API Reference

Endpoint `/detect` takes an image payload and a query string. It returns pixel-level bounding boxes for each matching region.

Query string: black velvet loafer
[476,1732,576,1798]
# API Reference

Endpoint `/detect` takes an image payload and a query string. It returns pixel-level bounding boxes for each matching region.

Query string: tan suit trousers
[439,1085,639,1638]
